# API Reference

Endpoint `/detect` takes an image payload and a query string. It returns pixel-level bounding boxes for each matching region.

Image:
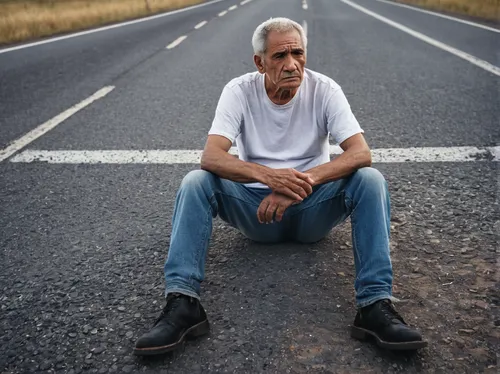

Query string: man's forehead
[266,30,303,50]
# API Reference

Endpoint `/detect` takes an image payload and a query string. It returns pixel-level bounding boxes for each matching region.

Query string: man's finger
[293,170,315,185]
[257,199,270,223]
[265,203,277,223]
[287,183,307,199]
[295,178,312,195]
[280,187,303,201]
[293,169,311,180]
[275,204,286,222]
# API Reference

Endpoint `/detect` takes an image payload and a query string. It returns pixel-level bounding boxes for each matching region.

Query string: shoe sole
[350,325,428,350]
[133,319,210,356]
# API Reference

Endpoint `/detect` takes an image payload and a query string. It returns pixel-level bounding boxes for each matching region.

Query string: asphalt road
[1,0,499,373]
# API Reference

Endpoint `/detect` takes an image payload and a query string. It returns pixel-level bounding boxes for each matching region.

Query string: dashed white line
[166,35,187,49]
[0,86,115,163]
[302,20,308,37]
[194,20,208,29]
[0,0,228,55]
[228,5,238,11]
[302,0,308,10]
[218,10,228,16]
[341,0,500,77]
[9,146,500,164]
[375,0,500,33]
[240,0,251,4]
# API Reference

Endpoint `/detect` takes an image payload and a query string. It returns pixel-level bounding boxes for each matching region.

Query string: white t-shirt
[208,68,363,188]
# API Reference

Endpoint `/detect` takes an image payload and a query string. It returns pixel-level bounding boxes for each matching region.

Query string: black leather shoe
[351,299,427,350]
[134,293,210,355]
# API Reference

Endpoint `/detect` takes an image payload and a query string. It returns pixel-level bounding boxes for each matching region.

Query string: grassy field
[396,0,499,21]
[0,0,204,45]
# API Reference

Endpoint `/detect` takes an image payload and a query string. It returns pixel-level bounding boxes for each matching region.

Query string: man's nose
[283,55,297,71]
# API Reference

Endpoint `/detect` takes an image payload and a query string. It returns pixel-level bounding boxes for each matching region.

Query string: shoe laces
[154,295,184,326]
[379,300,405,325]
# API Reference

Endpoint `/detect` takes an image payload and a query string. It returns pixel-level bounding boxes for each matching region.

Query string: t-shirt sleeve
[208,85,243,143]
[325,87,364,145]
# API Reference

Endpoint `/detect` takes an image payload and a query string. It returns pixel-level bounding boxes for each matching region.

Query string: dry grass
[0,0,204,45]
[396,0,500,21]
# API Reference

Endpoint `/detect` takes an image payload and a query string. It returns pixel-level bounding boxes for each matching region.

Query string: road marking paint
[228,5,238,10]
[376,0,500,33]
[366,146,499,163]
[218,10,228,16]
[241,0,251,4]
[194,20,208,29]
[0,86,114,163]
[0,0,229,55]
[302,20,308,37]
[302,0,308,10]
[166,35,187,49]
[10,146,500,164]
[489,146,500,160]
[341,0,500,77]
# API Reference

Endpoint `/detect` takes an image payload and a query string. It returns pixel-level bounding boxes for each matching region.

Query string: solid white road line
[367,146,499,163]
[228,5,238,11]
[341,0,500,77]
[10,146,500,164]
[166,35,187,49]
[240,0,251,4]
[489,146,500,160]
[218,10,228,16]
[0,86,114,163]
[376,0,500,33]
[302,20,308,37]
[194,21,208,29]
[0,0,229,55]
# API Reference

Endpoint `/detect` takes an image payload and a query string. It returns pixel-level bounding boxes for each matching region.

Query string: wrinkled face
[254,29,306,91]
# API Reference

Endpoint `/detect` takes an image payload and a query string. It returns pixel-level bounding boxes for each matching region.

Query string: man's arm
[200,135,314,201]
[304,133,372,187]
[200,135,268,184]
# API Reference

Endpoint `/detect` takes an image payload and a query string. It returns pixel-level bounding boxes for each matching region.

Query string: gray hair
[252,17,307,56]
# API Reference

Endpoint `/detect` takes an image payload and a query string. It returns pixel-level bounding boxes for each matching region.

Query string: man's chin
[280,79,302,90]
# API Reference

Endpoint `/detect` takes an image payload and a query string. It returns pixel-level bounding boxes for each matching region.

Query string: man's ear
[254,54,265,73]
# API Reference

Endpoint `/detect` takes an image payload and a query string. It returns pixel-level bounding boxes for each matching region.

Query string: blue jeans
[164,167,392,308]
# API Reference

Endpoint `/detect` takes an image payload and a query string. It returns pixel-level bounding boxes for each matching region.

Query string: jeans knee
[180,170,215,192]
[352,167,387,191]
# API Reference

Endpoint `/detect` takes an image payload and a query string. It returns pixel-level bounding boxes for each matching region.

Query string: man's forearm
[200,148,270,184]
[305,147,372,186]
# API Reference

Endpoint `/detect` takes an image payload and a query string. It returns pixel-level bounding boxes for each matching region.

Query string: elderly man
[134,17,426,355]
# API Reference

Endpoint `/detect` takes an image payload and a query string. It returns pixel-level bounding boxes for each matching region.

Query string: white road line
[376,0,500,33]
[0,86,114,163]
[0,0,229,55]
[218,10,228,16]
[166,35,187,49]
[240,0,251,4]
[341,0,500,77]
[367,146,499,163]
[302,20,308,37]
[228,5,238,11]
[10,146,500,164]
[489,146,500,160]
[194,21,208,29]
[302,0,308,10]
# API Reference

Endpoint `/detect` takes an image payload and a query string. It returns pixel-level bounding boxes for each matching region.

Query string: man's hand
[257,192,300,224]
[263,168,315,201]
